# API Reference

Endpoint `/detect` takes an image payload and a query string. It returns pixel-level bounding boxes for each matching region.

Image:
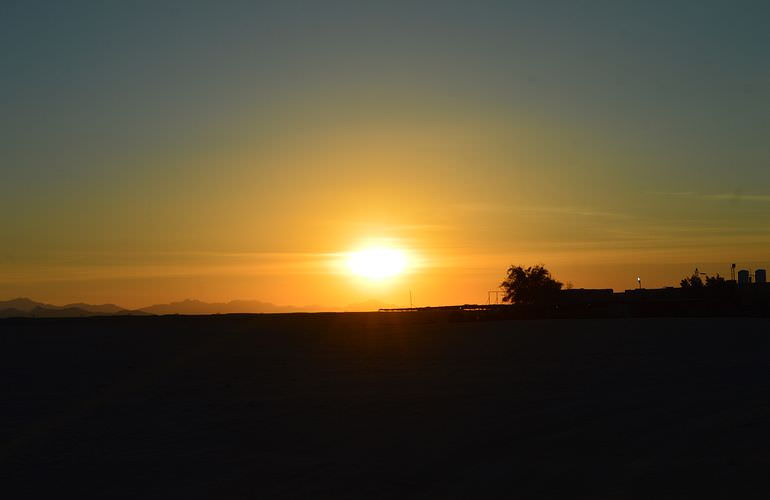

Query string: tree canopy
[705,274,727,288]
[680,269,704,289]
[680,268,734,298]
[500,265,563,304]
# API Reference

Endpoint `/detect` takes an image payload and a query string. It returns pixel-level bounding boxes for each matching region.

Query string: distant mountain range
[0,297,397,318]
[139,299,310,315]
[0,298,149,318]
[138,298,397,314]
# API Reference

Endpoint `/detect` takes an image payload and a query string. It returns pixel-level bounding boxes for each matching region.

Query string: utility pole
[409,289,413,308]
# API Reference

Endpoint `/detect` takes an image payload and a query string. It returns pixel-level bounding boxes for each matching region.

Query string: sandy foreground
[3,314,770,498]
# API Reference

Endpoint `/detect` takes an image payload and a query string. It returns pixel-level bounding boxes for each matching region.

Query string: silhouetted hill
[59,302,126,314]
[139,298,399,314]
[0,297,399,317]
[0,298,50,312]
[29,306,94,318]
[0,298,149,318]
[139,299,309,315]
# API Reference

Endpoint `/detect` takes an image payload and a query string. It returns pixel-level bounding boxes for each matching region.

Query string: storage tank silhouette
[738,269,751,285]
[755,269,767,284]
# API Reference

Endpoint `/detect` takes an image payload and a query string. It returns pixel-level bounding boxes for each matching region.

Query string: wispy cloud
[704,193,770,202]
[455,203,631,219]
[651,191,770,203]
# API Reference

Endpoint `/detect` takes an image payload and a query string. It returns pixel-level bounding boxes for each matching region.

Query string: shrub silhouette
[501,265,563,304]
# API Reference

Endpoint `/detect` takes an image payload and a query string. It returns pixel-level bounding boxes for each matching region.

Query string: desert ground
[3,313,770,498]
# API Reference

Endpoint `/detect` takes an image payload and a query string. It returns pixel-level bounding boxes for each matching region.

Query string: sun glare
[347,247,407,279]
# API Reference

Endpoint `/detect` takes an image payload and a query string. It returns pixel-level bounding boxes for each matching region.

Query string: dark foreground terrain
[3,313,770,498]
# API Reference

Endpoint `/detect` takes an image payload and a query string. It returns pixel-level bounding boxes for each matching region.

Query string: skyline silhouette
[3,261,768,316]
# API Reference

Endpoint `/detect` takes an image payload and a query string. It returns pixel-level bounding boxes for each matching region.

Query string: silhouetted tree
[680,269,704,289]
[705,274,727,289]
[501,265,563,304]
[681,269,737,299]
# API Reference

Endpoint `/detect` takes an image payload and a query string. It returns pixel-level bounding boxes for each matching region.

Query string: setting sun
[347,248,408,279]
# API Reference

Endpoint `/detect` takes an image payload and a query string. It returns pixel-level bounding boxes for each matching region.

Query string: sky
[2,1,770,309]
